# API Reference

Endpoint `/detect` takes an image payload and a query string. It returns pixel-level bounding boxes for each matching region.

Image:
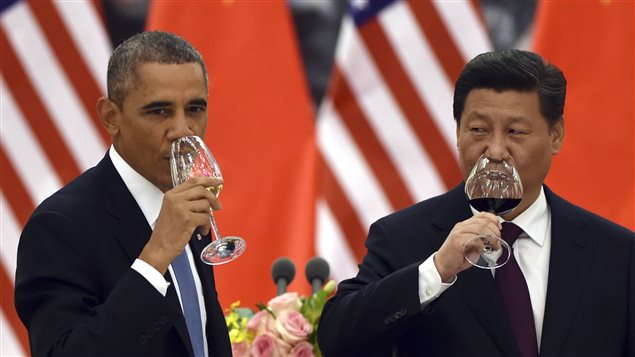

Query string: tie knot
[501,222,523,246]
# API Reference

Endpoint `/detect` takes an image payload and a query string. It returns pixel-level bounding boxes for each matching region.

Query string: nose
[483,132,510,162]
[167,112,194,141]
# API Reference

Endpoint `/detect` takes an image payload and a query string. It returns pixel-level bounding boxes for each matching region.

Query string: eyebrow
[140,101,172,111]
[468,111,528,123]
[188,98,208,107]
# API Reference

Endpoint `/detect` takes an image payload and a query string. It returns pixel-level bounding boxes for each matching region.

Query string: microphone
[305,257,330,294]
[271,257,296,296]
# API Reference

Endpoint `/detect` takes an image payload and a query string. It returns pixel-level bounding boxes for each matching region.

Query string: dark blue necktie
[496,222,539,357]
[172,250,205,357]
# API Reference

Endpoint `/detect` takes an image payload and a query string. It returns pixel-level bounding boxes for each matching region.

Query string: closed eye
[147,108,169,116]
[141,101,173,117]
[508,128,528,135]
[469,127,487,134]
[187,105,206,115]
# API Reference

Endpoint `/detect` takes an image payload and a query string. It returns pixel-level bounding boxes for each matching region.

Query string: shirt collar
[109,146,163,228]
[507,186,549,247]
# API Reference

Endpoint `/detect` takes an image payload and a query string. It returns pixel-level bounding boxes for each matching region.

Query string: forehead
[134,62,206,87]
[123,62,207,104]
[461,89,544,124]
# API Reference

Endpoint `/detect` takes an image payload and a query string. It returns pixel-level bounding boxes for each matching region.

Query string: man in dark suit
[15,31,232,356]
[318,50,634,357]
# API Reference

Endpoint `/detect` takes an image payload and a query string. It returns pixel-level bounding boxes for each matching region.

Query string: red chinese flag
[147,1,316,308]
[533,1,634,230]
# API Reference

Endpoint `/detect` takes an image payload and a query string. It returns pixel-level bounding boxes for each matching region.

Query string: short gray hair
[107,31,208,107]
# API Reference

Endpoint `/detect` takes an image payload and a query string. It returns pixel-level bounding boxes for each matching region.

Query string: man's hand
[434,212,502,283]
[139,176,223,274]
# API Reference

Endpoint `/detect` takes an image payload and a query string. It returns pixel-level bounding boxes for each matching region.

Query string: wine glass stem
[209,212,222,242]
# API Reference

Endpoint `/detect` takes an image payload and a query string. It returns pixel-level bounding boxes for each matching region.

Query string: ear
[97,97,120,136]
[550,118,565,155]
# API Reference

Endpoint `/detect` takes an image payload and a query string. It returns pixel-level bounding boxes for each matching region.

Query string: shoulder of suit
[33,154,112,217]
[376,184,465,226]
[545,186,633,238]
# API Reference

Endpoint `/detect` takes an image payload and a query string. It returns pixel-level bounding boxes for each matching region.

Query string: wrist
[433,253,456,283]
[139,242,172,275]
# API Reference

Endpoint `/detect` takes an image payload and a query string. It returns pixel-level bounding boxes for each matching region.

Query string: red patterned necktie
[495,222,539,357]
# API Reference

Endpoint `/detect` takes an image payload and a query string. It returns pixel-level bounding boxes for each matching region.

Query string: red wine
[469,198,521,215]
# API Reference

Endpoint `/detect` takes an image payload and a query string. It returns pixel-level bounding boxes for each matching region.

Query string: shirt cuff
[418,253,456,305]
[132,259,170,297]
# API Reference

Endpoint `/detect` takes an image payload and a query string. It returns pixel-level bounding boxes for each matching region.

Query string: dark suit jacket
[15,154,232,356]
[318,183,634,357]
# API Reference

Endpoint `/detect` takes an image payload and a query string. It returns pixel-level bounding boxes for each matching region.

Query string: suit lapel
[539,187,594,356]
[432,184,518,355]
[97,154,194,356]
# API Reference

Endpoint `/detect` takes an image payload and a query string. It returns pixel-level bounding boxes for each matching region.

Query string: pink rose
[252,333,277,357]
[268,292,302,317]
[290,341,316,357]
[231,341,249,357]
[247,310,275,335]
[252,333,291,357]
[275,310,313,344]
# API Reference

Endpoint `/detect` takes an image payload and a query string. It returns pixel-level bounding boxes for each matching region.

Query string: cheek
[458,151,479,179]
[457,142,482,178]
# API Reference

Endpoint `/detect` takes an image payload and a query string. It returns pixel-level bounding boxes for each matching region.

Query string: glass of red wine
[463,154,523,269]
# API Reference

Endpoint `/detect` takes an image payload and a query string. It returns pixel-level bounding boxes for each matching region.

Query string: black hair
[106,31,207,107]
[453,49,566,127]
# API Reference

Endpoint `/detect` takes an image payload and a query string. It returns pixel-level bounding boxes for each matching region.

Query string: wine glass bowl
[170,135,246,265]
[463,155,522,269]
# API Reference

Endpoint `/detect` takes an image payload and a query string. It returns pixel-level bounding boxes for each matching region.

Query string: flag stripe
[331,67,414,210]
[407,0,464,83]
[0,259,29,354]
[28,0,109,145]
[336,18,446,202]
[1,78,63,204]
[431,1,491,62]
[0,150,34,228]
[0,150,31,355]
[315,199,359,281]
[0,30,81,184]
[1,1,107,171]
[319,154,367,261]
[319,98,394,227]
[379,1,458,159]
[359,17,462,189]
[53,0,110,94]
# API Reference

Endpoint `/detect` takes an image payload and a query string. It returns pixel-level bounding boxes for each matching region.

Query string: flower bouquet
[225,280,336,357]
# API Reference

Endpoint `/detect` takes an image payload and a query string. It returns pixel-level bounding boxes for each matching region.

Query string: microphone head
[271,257,296,284]
[305,256,330,283]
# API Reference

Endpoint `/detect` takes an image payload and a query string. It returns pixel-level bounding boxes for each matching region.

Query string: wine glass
[170,135,246,265]
[463,154,522,269]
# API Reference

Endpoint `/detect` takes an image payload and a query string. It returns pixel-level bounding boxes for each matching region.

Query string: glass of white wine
[170,135,246,265]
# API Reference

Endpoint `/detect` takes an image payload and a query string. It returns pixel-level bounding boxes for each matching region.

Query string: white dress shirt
[109,146,209,355]
[418,187,551,348]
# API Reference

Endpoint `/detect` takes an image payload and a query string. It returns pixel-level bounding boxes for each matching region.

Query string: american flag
[0,0,111,355]
[315,0,492,280]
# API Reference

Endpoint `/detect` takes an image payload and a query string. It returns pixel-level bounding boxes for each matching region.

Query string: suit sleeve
[317,219,433,357]
[14,210,182,356]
